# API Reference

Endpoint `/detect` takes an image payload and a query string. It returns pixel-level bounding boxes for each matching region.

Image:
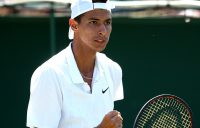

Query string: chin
[96,45,106,52]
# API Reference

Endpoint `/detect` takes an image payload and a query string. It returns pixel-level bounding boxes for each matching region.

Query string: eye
[90,21,97,24]
[105,20,111,25]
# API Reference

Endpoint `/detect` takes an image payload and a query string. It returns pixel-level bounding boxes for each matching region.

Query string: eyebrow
[88,17,112,21]
[89,17,99,21]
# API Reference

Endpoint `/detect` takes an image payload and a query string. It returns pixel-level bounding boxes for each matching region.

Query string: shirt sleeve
[26,65,62,128]
[112,62,124,101]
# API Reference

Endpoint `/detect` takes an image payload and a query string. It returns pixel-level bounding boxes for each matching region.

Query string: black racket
[133,94,193,128]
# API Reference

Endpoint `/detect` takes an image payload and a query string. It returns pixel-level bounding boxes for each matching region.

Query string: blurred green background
[0,16,199,128]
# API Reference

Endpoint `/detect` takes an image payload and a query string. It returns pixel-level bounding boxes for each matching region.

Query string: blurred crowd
[0,2,70,17]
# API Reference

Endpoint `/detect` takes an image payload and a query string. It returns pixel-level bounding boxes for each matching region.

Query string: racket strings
[152,98,191,127]
[142,108,181,128]
[151,109,181,128]
[136,97,192,128]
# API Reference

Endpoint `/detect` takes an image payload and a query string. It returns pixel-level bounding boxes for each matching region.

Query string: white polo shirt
[26,43,124,128]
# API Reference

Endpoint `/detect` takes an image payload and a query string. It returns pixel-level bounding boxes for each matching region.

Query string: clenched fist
[96,110,123,128]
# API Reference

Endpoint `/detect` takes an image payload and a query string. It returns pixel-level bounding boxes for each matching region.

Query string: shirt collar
[65,42,104,84]
[95,53,105,81]
[65,42,83,84]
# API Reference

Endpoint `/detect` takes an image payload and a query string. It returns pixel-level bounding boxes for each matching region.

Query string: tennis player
[26,0,124,127]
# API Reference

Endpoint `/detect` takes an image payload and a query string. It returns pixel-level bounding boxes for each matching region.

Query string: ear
[69,19,78,31]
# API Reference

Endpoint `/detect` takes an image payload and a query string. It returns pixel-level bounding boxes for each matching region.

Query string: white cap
[68,0,115,40]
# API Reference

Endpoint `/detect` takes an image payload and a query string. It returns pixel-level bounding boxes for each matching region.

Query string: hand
[97,110,123,128]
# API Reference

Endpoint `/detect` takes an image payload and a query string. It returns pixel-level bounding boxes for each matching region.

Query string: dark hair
[74,0,108,23]
[74,13,84,23]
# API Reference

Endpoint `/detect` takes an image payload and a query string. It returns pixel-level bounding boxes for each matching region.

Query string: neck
[71,42,96,81]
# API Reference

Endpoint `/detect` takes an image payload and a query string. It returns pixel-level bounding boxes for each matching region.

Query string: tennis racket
[133,94,193,128]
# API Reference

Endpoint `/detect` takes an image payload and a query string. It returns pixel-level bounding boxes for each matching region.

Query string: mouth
[95,39,104,43]
[94,38,107,43]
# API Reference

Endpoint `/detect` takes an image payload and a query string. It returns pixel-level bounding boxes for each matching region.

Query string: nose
[98,24,107,36]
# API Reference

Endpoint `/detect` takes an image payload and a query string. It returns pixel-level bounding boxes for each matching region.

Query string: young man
[26,0,124,127]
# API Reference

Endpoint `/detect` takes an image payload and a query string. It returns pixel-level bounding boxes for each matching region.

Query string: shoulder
[30,57,64,95]
[47,48,67,67]
[33,48,67,75]
[31,49,67,87]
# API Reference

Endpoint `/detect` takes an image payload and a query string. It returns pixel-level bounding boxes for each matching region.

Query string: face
[73,9,112,52]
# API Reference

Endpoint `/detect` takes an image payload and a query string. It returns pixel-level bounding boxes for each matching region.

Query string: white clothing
[26,43,124,128]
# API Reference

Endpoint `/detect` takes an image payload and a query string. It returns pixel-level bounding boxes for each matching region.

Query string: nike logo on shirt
[102,87,109,94]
